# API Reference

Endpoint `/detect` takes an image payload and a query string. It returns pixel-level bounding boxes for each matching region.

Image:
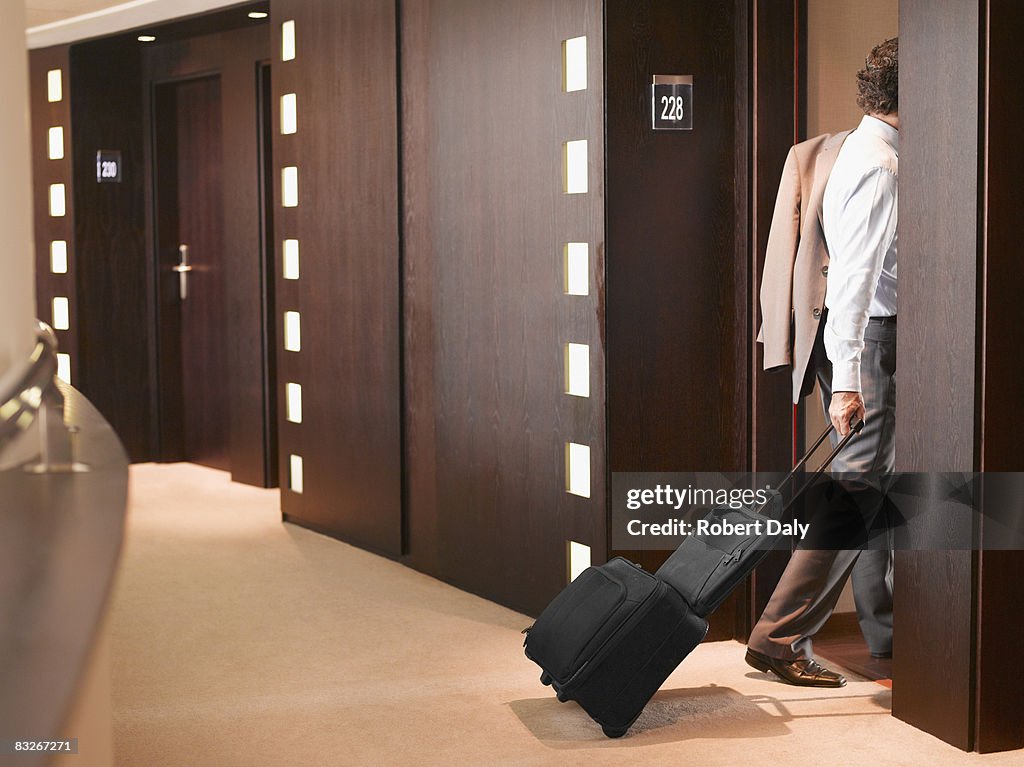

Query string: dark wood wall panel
[401,0,605,616]
[893,0,980,751]
[69,37,151,461]
[142,25,273,485]
[974,0,1024,753]
[606,0,741,477]
[271,0,403,555]
[29,46,78,384]
[605,0,751,637]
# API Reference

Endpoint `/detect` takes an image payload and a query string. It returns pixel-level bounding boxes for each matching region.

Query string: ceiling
[24,0,252,48]
[25,0,127,29]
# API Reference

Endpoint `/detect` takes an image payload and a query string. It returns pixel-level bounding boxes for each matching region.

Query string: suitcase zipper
[724,550,744,565]
[691,545,750,612]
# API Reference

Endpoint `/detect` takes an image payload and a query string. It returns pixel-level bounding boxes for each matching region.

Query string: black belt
[868,315,897,325]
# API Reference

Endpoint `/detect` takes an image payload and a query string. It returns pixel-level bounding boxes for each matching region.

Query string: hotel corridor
[108,465,1015,767]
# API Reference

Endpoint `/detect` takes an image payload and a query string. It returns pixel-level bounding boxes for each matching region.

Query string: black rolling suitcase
[523,557,707,738]
[524,420,861,738]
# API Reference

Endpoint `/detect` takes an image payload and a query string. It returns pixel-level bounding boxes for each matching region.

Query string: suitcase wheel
[555,689,570,703]
[539,672,552,686]
[601,725,628,739]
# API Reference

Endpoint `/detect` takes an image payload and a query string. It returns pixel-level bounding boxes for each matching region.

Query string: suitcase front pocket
[525,564,639,683]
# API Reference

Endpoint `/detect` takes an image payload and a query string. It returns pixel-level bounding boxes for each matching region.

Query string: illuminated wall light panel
[52,297,70,331]
[562,36,587,92]
[50,241,68,274]
[286,382,303,423]
[56,353,72,384]
[564,139,588,194]
[564,343,590,398]
[289,454,304,493]
[564,242,589,296]
[282,20,296,61]
[566,442,591,498]
[567,541,591,582]
[282,166,298,207]
[47,126,64,160]
[283,239,300,279]
[284,311,301,352]
[281,93,297,134]
[47,69,62,102]
[49,183,66,217]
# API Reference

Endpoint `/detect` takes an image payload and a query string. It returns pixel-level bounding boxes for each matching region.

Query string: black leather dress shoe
[745,648,847,688]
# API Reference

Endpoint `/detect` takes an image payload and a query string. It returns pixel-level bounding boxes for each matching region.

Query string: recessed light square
[52,297,70,330]
[286,382,302,423]
[564,140,588,194]
[289,454,304,493]
[282,166,298,207]
[284,311,301,352]
[282,20,296,61]
[49,184,66,217]
[48,126,64,160]
[56,353,71,384]
[566,442,591,498]
[47,69,62,102]
[563,36,587,92]
[283,239,300,279]
[50,241,68,274]
[281,93,297,134]
[565,343,590,397]
[567,541,591,582]
[565,242,589,296]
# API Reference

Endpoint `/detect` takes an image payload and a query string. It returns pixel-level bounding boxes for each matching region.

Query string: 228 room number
[659,94,686,122]
[650,78,692,130]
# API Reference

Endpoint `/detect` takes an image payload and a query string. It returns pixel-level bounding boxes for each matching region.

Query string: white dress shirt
[822,114,899,393]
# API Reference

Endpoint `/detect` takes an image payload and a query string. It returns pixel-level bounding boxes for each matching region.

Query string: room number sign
[650,75,693,131]
[96,150,122,183]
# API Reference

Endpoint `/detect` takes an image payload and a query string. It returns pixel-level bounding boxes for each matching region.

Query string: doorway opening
[799,0,898,681]
[146,21,276,486]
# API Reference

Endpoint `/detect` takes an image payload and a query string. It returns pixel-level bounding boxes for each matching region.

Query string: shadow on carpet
[508,684,891,748]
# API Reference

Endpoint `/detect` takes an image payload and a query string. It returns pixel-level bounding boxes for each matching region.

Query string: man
[746,37,899,687]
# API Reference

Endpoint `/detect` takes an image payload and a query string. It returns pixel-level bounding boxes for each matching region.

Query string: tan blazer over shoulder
[757,129,852,404]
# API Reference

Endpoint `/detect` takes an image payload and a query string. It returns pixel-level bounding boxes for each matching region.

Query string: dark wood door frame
[894,0,1024,753]
[733,0,803,641]
[142,25,275,486]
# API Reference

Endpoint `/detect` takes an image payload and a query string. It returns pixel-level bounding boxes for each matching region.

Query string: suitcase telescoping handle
[771,415,864,514]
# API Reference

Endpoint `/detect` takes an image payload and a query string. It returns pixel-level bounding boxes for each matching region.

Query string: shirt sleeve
[823,167,898,393]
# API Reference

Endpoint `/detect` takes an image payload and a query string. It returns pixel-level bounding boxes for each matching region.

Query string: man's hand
[829,391,865,436]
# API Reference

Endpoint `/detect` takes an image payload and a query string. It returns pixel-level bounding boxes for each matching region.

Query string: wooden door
[154,75,230,471]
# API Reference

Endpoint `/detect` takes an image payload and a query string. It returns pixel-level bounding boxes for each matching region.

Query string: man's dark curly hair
[856,37,898,114]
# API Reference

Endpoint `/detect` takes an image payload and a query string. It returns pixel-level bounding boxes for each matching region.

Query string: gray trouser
[748,317,896,660]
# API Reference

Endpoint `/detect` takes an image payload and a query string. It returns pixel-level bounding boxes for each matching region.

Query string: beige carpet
[110,463,1018,767]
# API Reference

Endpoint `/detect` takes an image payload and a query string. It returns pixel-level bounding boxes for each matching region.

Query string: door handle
[173,244,193,300]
